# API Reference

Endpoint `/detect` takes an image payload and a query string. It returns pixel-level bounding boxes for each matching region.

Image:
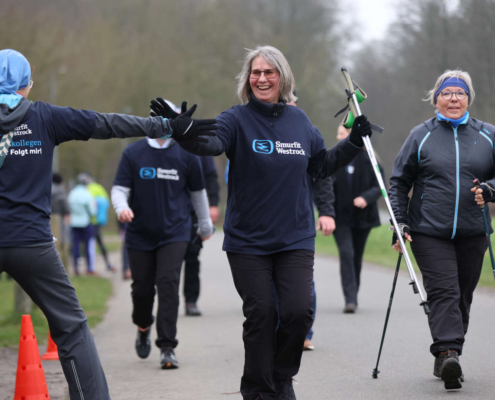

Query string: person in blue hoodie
[68,173,97,275]
[389,70,495,391]
[150,45,372,400]
[0,49,217,400]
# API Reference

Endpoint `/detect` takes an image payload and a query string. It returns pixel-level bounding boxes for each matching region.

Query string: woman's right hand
[119,209,134,223]
[393,232,412,253]
[391,223,412,253]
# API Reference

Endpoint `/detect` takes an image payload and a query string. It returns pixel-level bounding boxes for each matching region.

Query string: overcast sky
[353,0,397,41]
[350,0,460,42]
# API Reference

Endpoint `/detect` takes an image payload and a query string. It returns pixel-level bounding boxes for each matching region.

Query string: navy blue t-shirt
[187,156,217,213]
[218,103,328,255]
[0,101,97,247]
[200,156,217,177]
[114,139,204,251]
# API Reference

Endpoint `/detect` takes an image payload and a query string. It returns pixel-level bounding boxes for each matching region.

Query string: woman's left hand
[353,196,367,209]
[471,186,485,207]
[317,216,336,236]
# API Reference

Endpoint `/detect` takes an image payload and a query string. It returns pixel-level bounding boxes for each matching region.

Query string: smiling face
[435,85,469,119]
[249,56,280,104]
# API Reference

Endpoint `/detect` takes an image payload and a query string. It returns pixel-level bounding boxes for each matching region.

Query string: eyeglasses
[440,91,467,101]
[250,69,279,79]
[29,79,34,89]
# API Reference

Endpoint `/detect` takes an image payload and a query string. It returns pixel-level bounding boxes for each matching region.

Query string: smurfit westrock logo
[252,140,274,154]
[140,167,157,179]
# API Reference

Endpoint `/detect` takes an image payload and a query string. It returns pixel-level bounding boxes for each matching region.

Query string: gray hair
[77,173,92,186]
[425,69,475,107]
[236,45,297,104]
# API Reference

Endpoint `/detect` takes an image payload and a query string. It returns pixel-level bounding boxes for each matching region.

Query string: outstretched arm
[175,136,224,156]
[48,104,174,145]
[307,116,371,179]
[92,113,173,140]
[149,98,234,157]
[308,136,362,179]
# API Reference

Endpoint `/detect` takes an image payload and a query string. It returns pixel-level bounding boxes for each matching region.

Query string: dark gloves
[391,223,410,246]
[480,182,495,202]
[170,105,217,143]
[150,98,187,119]
[349,115,372,147]
[150,98,218,143]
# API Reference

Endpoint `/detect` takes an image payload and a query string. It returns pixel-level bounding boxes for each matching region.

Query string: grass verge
[315,225,495,288]
[0,275,112,347]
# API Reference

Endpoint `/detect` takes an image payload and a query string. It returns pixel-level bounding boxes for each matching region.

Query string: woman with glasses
[0,49,216,400]
[389,70,495,391]
[151,45,372,400]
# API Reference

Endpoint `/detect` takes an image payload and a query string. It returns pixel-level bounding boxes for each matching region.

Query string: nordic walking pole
[339,67,429,315]
[372,254,402,379]
[473,179,495,279]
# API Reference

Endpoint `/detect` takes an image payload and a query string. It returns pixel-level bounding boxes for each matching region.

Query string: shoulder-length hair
[236,45,297,104]
[425,69,475,107]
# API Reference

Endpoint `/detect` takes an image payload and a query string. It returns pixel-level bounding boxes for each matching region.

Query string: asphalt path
[93,233,495,399]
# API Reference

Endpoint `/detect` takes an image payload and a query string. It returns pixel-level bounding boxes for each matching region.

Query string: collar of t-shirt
[146,137,173,149]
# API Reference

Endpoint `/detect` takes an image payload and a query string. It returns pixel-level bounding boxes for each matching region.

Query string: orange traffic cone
[14,315,51,400]
[41,332,59,361]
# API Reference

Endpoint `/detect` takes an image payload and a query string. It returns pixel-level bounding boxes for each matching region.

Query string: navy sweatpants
[0,244,110,399]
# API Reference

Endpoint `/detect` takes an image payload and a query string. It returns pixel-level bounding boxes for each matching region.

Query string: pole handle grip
[474,179,485,209]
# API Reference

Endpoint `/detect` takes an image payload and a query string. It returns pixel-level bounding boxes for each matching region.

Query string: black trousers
[0,244,110,400]
[128,242,188,349]
[410,233,487,356]
[334,226,371,304]
[183,212,203,303]
[227,249,314,400]
[93,224,111,269]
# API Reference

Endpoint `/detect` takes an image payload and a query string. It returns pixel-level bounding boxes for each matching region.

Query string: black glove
[391,223,410,246]
[168,104,218,143]
[349,115,372,147]
[150,98,188,119]
[480,182,494,202]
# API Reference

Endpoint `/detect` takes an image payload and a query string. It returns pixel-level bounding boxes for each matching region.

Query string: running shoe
[434,353,464,382]
[135,328,151,359]
[160,347,179,369]
[186,302,202,316]
[438,348,463,390]
[343,303,357,313]
[303,339,314,351]
[276,378,296,400]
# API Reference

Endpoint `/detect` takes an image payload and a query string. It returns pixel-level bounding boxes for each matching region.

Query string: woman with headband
[389,70,494,391]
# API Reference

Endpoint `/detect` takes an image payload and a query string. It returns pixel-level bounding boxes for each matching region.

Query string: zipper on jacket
[452,127,460,239]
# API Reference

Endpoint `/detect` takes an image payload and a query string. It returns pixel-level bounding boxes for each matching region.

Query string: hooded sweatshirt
[0,96,175,248]
[0,48,174,247]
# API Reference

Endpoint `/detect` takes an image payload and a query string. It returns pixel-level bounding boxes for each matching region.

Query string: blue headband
[435,77,470,104]
[0,49,31,95]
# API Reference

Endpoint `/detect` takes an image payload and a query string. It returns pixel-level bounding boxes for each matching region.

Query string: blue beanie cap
[0,49,31,95]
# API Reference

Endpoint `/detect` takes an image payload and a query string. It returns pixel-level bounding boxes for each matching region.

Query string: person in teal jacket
[86,173,115,272]
[68,173,97,275]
